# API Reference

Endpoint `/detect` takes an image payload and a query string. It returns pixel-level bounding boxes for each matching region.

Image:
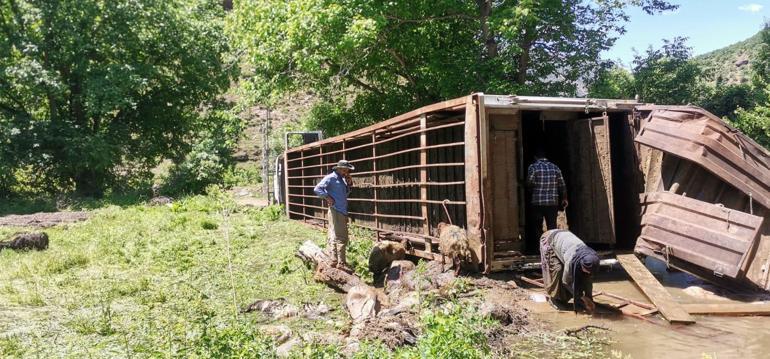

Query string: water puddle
[523,257,770,358]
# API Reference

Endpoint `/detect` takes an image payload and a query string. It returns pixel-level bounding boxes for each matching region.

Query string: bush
[164,110,244,195]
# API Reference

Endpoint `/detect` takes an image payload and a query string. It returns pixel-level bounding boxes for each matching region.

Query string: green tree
[588,66,635,99]
[631,37,703,104]
[230,0,676,136]
[0,0,235,196]
[733,88,770,149]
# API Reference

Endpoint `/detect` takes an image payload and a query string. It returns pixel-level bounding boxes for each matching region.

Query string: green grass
[0,189,611,358]
[0,190,342,358]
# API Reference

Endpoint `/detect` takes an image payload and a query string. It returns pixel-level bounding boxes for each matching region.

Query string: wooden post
[477,94,493,273]
[464,95,484,271]
[262,109,271,202]
[420,115,431,251]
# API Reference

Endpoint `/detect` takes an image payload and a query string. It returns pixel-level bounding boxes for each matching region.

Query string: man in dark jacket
[540,229,599,313]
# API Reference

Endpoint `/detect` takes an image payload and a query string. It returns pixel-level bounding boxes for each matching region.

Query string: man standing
[527,149,568,243]
[314,160,355,272]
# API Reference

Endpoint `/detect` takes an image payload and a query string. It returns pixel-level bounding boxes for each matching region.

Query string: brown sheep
[436,222,471,275]
[0,232,49,252]
[368,240,407,274]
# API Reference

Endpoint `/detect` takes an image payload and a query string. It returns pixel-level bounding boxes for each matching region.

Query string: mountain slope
[694,31,764,85]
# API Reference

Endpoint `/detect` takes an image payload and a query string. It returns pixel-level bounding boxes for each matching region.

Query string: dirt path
[0,211,89,228]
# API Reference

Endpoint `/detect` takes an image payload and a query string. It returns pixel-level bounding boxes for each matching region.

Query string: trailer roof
[286,93,644,153]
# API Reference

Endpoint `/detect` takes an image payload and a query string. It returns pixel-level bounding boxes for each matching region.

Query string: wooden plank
[616,254,695,324]
[682,303,770,316]
[465,95,484,270]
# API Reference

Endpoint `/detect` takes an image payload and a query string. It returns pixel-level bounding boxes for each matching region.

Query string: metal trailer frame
[282,93,641,272]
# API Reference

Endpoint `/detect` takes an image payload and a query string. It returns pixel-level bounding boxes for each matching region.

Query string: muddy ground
[0,211,89,228]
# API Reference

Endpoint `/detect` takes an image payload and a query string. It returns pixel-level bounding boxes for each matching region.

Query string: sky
[604,0,770,65]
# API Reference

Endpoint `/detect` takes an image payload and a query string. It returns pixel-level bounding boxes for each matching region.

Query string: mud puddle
[523,257,770,358]
[0,211,89,227]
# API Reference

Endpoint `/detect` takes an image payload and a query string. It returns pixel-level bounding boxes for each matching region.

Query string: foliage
[698,83,760,120]
[0,0,236,196]
[587,66,635,99]
[733,86,770,149]
[163,106,244,195]
[405,304,493,359]
[230,0,676,136]
[631,37,703,105]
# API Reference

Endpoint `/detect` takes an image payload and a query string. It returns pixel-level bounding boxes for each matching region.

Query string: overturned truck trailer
[281,94,770,290]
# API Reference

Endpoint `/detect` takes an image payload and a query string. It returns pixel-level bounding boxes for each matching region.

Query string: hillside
[694,30,764,85]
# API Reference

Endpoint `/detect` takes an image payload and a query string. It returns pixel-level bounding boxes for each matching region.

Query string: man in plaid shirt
[527,149,568,243]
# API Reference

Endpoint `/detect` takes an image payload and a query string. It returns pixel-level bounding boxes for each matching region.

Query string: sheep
[436,222,471,275]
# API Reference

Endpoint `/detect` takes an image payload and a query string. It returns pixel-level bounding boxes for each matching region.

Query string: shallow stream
[524,257,770,358]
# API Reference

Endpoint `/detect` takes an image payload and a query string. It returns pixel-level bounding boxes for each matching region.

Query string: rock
[149,196,173,206]
[345,285,381,322]
[262,325,293,344]
[276,337,301,357]
[232,152,250,162]
[302,302,332,320]
[241,299,299,319]
[0,232,49,251]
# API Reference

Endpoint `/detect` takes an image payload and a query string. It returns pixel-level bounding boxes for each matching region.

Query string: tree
[631,37,703,104]
[0,0,235,196]
[588,66,635,99]
[230,0,676,136]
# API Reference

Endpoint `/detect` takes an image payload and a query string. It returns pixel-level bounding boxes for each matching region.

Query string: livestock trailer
[281,93,770,290]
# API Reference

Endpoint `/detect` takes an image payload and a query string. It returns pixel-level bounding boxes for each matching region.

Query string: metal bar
[347,211,425,221]
[372,130,380,234]
[286,121,464,164]
[420,115,432,250]
[297,203,327,211]
[348,141,465,164]
[286,96,468,153]
[285,141,465,171]
[289,193,323,199]
[375,121,465,147]
[347,198,466,205]
[350,222,438,241]
[353,181,466,188]
[352,162,464,176]
[288,210,326,222]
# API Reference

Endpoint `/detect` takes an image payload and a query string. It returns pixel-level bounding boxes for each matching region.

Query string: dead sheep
[437,222,471,275]
[368,240,406,274]
[0,232,49,252]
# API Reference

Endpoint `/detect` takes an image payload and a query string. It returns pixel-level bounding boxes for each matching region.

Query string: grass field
[0,188,610,358]
[0,188,351,357]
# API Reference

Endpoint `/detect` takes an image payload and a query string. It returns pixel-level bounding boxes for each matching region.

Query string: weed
[201,219,219,230]
[0,336,25,357]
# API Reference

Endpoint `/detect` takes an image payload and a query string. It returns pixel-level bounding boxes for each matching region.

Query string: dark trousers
[528,205,558,246]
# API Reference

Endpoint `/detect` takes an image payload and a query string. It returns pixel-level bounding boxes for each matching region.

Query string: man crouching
[539,229,599,313]
[314,160,355,273]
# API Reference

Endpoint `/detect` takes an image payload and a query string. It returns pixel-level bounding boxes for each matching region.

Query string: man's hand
[581,296,595,314]
[344,174,353,187]
[325,197,335,207]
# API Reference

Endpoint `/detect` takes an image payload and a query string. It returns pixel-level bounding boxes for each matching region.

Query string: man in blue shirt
[314,160,355,272]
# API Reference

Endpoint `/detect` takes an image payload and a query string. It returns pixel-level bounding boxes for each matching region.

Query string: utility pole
[262,109,271,203]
